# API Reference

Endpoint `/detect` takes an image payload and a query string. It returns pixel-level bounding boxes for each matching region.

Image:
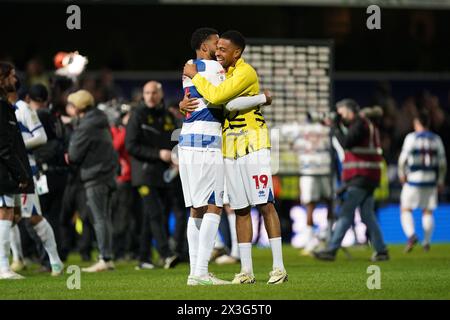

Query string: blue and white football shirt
[179,59,226,150]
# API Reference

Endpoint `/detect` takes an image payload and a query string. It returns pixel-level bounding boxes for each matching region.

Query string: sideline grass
[1,244,449,300]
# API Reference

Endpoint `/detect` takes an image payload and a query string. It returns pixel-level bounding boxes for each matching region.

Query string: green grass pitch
[1,244,449,300]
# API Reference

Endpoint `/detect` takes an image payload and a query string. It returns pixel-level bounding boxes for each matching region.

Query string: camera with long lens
[306,110,338,123]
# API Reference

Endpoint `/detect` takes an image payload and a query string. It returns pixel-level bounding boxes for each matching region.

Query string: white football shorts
[401,183,437,211]
[224,148,274,210]
[20,189,43,218]
[0,194,20,208]
[300,175,332,204]
[178,147,224,208]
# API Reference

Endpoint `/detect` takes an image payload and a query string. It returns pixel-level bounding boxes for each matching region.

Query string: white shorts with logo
[401,184,437,211]
[178,147,224,208]
[0,194,20,208]
[224,148,274,210]
[19,190,43,218]
[300,175,332,204]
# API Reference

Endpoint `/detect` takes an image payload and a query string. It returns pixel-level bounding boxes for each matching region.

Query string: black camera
[306,110,338,123]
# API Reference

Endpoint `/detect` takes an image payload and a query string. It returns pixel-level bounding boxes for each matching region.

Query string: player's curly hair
[221,30,246,52]
[0,61,14,97]
[191,27,219,51]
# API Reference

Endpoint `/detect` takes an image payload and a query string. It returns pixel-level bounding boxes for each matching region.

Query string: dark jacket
[68,107,118,188]
[0,97,34,194]
[34,109,68,173]
[125,103,176,187]
[335,115,380,191]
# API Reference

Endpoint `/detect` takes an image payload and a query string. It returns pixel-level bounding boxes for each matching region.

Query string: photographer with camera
[314,99,389,262]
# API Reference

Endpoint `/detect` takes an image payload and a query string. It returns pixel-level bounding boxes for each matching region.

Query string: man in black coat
[0,62,33,279]
[67,89,118,272]
[126,81,179,269]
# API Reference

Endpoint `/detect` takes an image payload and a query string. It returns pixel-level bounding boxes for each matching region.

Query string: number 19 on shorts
[252,175,268,189]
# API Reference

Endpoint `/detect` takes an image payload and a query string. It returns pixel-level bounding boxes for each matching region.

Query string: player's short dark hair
[29,83,49,102]
[190,27,219,51]
[416,109,430,128]
[221,30,246,52]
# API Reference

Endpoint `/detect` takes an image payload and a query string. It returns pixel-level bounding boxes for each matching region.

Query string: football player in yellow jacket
[183,30,288,285]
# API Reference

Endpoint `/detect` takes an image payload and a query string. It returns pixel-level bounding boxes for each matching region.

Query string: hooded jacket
[68,107,118,188]
[0,97,34,194]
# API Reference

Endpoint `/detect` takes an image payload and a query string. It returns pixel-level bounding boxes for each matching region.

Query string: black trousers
[39,172,67,256]
[60,178,94,261]
[18,219,48,266]
[274,199,297,243]
[111,181,140,260]
[140,185,173,261]
[166,178,188,259]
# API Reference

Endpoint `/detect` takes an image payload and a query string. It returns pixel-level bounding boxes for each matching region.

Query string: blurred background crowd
[1,0,449,271]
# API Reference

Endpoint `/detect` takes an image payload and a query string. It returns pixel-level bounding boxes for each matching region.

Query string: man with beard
[0,62,34,279]
[183,30,287,285]
[180,28,272,285]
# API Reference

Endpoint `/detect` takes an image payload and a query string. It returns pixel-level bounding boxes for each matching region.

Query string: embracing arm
[224,93,268,112]
[191,67,257,105]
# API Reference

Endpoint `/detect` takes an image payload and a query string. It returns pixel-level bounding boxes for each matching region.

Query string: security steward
[126,81,179,269]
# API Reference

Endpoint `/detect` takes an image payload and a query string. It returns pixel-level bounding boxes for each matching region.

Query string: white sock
[10,224,23,262]
[304,225,317,251]
[33,218,62,266]
[194,213,220,277]
[227,213,239,259]
[269,237,285,271]
[214,232,225,249]
[422,214,434,245]
[0,220,12,272]
[305,225,314,245]
[400,211,415,238]
[238,243,253,275]
[187,217,202,277]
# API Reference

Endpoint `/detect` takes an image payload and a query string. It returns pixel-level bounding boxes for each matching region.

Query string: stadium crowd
[0,53,448,278]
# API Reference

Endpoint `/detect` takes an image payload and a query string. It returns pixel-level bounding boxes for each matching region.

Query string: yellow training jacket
[191,58,270,159]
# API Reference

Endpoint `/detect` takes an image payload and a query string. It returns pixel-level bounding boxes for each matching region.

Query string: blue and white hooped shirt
[14,100,47,176]
[180,59,226,151]
[399,131,446,187]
